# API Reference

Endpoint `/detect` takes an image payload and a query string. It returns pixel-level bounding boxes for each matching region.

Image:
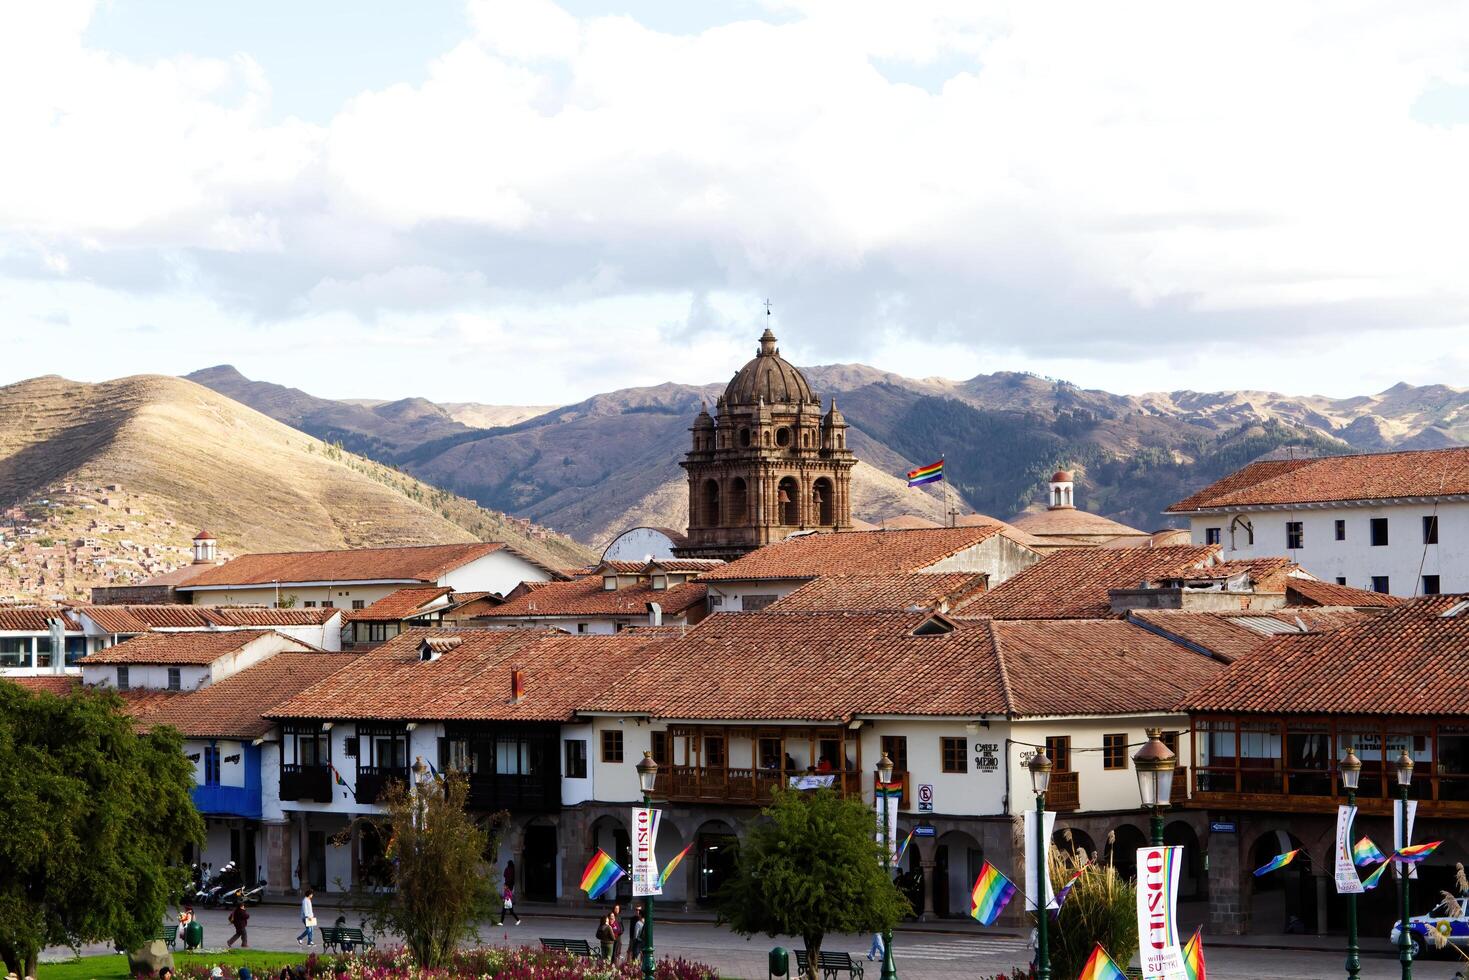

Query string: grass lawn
[39,950,309,980]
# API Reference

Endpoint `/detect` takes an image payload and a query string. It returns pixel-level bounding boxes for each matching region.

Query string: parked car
[1391,899,1469,958]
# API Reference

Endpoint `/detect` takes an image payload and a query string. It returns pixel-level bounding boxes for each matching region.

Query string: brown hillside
[0,375,595,571]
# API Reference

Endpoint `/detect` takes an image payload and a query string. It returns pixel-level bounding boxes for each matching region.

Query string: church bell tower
[675,328,856,559]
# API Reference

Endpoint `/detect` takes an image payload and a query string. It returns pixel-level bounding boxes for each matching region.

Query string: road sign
[917,783,934,812]
[914,825,936,838]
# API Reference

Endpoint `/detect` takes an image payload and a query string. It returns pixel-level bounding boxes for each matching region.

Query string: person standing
[627,905,646,962]
[609,902,623,962]
[504,859,516,893]
[296,888,316,947]
[175,906,194,947]
[226,901,249,948]
[596,913,615,960]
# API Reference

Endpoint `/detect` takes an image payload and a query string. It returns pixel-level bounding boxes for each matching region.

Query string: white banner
[1023,810,1056,911]
[1394,799,1418,879]
[790,774,836,790]
[1136,846,1188,980]
[631,806,662,896]
[875,791,898,859]
[1334,805,1363,894]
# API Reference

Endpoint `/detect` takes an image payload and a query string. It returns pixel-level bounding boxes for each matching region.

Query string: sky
[3,0,1469,406]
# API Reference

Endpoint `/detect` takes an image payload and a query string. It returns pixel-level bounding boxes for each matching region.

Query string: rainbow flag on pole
[1252,849,1300,877]
[906,459,944,487]
[1353,837,1386,867]
[1182,928,1207,980]
[579,849,624,899]
[875,781,904,800]
[1077,944,1128,980]
[1396,841,1443,863]
[657,843,693,888]
[1361,860,1391,890]
[969,862,1017,926]
[893,828,915,866]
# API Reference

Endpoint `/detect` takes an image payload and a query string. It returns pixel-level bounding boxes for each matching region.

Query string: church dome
[723,329,817,407]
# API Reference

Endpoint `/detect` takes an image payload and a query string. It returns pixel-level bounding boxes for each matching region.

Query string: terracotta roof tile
[1286,578,1403,608]
[1167,447,1469,512]
[1127,608,1370,663]
[141,652,361,738]
[476,578,706,619]
[80,629,309,665]
[0,607,81,631]
[1182,594,1469,714]
[5,675,79,695]
[180,542,508,588]
[958,546,1221,619]
[1007,509,1148,538]
[345,586,454,622]
[77,605,340,631]
[769,573,989,613]
[699,526,1017,582]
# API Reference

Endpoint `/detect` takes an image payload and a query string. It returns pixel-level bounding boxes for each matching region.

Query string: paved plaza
[43,902,1462,980]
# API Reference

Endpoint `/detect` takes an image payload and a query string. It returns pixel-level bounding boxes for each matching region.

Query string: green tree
[1046,836,1138,980]
[718,788,909,980]
[0,682,203,978]
[367,771,506,969]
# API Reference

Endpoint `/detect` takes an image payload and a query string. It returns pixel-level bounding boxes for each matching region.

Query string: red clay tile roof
[1007,509,1148,539]
[958,546,1221,619]
[345,587,454,622]
[141,652,361,738]
[80,630,310,665]
[116,688,189,721]
[1167,447,1469,512]
[698,526,1016,582]
[1181,594,1469,714]
[0,608,81,631]
[266,629,663,722]
[5,675,79,695]
[179,542,508,588]
[1127,608,1371,663]
[769,573,988,613]
[1286,578,1404,608]
[1208,557,1296,590]
[139,564,214,587]
[78,605,339,632]
[476,578,706,619]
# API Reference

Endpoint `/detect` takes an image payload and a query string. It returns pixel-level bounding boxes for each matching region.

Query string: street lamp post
[1133,729,1176,846]
[1341,747,1362,980]
[1395,750,1414,980]
[877,752,898,980]
[637,752,659,980]
[1029,750,1053,980]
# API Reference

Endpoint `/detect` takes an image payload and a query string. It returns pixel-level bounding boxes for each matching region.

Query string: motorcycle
[197,860,239,908]
[219,879,268,907]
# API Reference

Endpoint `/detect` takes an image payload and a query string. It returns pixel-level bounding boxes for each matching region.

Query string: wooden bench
[154,928,178,951]
[540,938,600,958]
[320,926,375,954]
[794,949,864,980]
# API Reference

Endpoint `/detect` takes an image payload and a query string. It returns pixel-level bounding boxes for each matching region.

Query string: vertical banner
[1136,846,1189,980]
[1023,810,1057,911]
[631,806,662,896]
[875,789,898,860]
[1393,799,1419,879]
[1334,805,1363,894]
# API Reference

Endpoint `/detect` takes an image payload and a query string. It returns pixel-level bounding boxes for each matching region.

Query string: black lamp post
[1133,729,1176,846]
[1029,749,1053,980]
[877,752,898,980]
[1395,749,1414,980]
[637,751,659,980]
[1341,746,1362,980]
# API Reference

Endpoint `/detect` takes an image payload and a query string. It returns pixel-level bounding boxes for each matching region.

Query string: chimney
[647,602,663,627]
[511,667,526,702]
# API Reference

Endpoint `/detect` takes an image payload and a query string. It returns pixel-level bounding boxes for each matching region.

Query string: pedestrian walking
[609,902,623,962]
[596,913,615,960]
[502,884,522,925]
[627,905,647,962]
[866,933,884,961]
[296,888,317,947]
[226,900,249,948]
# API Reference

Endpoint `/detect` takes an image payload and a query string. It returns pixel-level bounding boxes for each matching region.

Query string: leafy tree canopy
[0,682,203,978]
[718,788,909,980]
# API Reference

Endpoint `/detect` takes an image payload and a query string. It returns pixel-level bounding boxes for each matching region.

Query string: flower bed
[151,946,719,980]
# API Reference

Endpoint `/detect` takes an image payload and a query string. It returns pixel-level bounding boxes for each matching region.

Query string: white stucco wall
[704,580,805,612]
[1186,501,1467,596]
[441,549,554,594]
[184,737,248,788]
[1009,715,1193,814]
[922,535,1041,587]
[860,720,1011,817]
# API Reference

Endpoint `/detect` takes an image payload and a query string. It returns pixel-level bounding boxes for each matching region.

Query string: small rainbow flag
[1052,861,1091,918]
[1361,860,1391,890]
[893,828,915,866]
[658,843,694,888]
[1183,927,1206,980]
[330,764,352,799]
[1396,841,1443,863]
[1252,849,1300,877]
[1353,836,1386,867]
[969,862,1017,926]
[875,781,904,800]
[579,849,624,899]
[906,459,944,487]
[1077,944,1128,980]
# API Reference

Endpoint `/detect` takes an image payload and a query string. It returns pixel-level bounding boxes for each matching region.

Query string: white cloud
[2,0,1469,401]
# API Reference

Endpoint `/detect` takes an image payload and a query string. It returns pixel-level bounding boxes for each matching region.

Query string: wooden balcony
[666,765,862,805]
[355,766,407,805]
[1048,770,1080,812]
[280,764,332,803]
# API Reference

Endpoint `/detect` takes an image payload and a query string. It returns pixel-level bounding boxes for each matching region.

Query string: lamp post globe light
[637,752,659,980]
[1133,729,1176,846]
[1395,749,1414,980]
[877,752,898,980]
[1029,749,1053,980]
[1340,747,1362,980]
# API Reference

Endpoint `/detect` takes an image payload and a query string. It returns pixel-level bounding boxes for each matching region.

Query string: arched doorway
[1164,821,1204,901]
[590,815,631,902]
[777,477,799,525]
[935,830,983,918]
[1108,824,1149,880]
[729,478,749,526]
[1248,829,1314,934]
[702,480,720,527]
[813,478,834,526]
[695,819,739,905]
[521,817,559,902]
[654,820,690,905]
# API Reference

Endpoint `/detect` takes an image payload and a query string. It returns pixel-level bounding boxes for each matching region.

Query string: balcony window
[34,637,51,669]
[566,739,588,779]
[816,737,840,771]
[1046,736,1072,773]
[881,735,908,772]
[1239,720,1282,794]
[1335,726,1384,798]
[705,735,726,768]
[1285,723,1331,795]
[204,746,221,786]
[1194,718,1237,793]
[0,638,30,669]
[757,736,781,770]
[651,731,669,766]
[1438,726,1469,801]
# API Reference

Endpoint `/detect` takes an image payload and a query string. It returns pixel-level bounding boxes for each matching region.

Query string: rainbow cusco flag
[1252,849,1300,877]
[1183,927,1207,980]
[969,862,1017,926]
[1396,841,1443,863]
[906,460,944,487]
[579,849,624,899]
[1077,944,1128,980]
[1353,837,1386,867]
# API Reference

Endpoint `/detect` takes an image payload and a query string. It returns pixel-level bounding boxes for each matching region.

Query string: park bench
[320,926,375,954]
[154,927,178,951]
[540,938,601,958]
[794,949,864,980]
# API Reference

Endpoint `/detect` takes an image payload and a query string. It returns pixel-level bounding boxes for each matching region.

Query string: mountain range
[184,364,1469,548]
